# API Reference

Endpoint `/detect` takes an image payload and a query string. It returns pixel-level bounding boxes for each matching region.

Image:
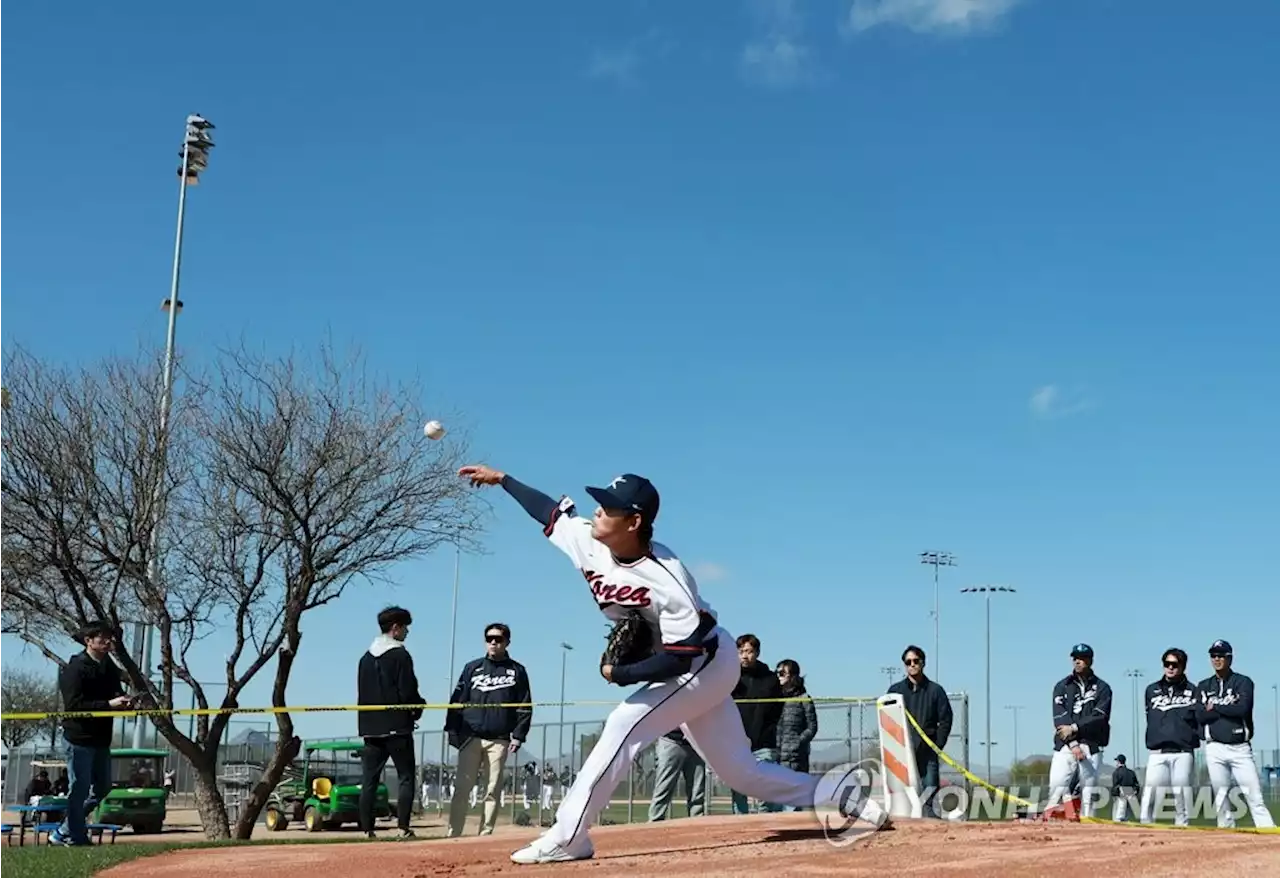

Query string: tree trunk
[233,735,302,840]
[191,759,232,840]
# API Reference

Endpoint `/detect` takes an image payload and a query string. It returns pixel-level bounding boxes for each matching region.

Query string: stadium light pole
[559,643,573,769]
[961,585,1016,780]
[880,666,897,689]
[1005,705,1024,767]
[920,551,956,680]
[445,545,461,702]
[135,113,216,749]
[1272,683,1278,764]
[1125,669,1143,767]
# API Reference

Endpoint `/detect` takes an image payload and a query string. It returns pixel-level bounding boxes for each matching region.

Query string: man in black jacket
[445,623,532,837]
[887,645,952,818]
[51,622,134,847]
[356,606,423,839]
[729,634,783,815]
[1196,640,1275,828]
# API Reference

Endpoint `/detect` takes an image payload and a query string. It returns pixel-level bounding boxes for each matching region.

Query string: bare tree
[0,669,61,751]
[1,342,485,839]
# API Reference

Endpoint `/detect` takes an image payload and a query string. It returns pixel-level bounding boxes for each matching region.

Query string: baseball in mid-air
[423,420,446,440]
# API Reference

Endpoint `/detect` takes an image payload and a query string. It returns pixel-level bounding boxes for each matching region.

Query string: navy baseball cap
[1208,639,1233,656]
[585,474,660,524]
[1070,643,1094,659]
[1115,755,1127,764]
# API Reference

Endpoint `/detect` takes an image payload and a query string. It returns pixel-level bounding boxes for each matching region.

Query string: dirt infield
[99,814,1280,878]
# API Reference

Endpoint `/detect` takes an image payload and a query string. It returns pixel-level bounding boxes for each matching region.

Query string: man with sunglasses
[887,645,952,818]
[1048,643,1112,819]
[1196,640,1275,828]
[1138,648,1198,826]
[445,623,533,837]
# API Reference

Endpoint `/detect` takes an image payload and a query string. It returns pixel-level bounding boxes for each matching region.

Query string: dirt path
[98,813,1280,878]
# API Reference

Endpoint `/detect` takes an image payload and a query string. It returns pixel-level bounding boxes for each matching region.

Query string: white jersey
[545,495,716,648]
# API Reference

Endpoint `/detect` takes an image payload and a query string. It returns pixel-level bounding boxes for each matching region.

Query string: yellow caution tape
[901,708,1279,835]
[0,694,873,723]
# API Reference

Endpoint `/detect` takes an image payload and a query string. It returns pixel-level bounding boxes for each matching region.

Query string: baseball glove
[600,612,654,675]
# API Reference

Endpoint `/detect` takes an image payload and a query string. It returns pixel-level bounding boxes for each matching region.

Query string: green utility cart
[263,740,390,832]
[94,748,169,834]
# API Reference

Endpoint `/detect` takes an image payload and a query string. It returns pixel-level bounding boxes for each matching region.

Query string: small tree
[1,342,485,838]
[0,669,61,751]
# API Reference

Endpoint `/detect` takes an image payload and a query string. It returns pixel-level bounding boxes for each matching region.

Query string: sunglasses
[1163,660,1181,668]
[486,635,506,644]
[904,658,923,666]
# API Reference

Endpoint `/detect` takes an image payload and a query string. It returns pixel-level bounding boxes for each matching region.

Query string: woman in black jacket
[775,659,819,811]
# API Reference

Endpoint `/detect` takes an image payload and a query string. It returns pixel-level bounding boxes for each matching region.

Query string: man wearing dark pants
[887,645,953,818]
[357,606,423,840]
[52,622,134,847]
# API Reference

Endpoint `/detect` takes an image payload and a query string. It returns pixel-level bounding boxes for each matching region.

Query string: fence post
[846,704,854,765]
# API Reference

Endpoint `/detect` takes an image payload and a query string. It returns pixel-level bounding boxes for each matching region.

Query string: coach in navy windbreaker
[1144,655,1199,753]
[1051,665,1113,752]
[1196,667,1256,745]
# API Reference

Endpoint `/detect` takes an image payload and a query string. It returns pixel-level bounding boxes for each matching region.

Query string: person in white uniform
[1195,640,1275,829]
[457,465,876,864]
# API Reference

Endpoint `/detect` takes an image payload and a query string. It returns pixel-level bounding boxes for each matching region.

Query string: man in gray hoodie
[357,606,423,839]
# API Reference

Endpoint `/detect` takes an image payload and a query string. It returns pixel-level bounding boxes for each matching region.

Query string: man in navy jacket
[1196,640,1275,828]
[1048,643,1112,819]
[888,645,952,818]
[445,622,533,837]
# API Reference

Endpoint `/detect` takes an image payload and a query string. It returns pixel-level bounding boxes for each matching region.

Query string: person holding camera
[50,622,134,847]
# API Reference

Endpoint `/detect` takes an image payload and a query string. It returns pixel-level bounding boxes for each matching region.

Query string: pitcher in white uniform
[457,465,874,864]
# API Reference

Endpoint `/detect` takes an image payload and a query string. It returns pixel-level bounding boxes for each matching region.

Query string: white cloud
[1029,384,1091,420]
[586,29,676,86]
[691,562,728,582]
[587,48,641,84]
[846,0,1025,35]
[740,0,819,89]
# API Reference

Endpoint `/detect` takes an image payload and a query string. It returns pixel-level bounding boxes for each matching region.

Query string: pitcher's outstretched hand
[459,464,505,487]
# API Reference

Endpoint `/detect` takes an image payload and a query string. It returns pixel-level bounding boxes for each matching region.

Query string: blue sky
[3,0,1279,771]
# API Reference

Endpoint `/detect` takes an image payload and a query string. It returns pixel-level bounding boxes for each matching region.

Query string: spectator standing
[1111,755,1140,822]
[887,645,953,818]
[356,605,423,840]
[50,622,134,847]
[775,659,818,811]
[445,623,533,837]
[730,634,783,814]
[648,729,708,821]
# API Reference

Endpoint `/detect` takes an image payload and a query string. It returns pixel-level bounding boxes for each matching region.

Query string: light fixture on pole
[880,666,897,688]
[559,643,573,770]
[1125,669,1143,767]
[920,551,956,680]
[960,585,1016,780]
[1005,705,1025,767]
[135,113,216,749]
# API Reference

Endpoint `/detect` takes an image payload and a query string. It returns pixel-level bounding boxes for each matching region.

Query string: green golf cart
[263,740,390,832]
[94,748,169,834]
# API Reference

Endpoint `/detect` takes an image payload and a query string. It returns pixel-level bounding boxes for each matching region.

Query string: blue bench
[30,821,121,847]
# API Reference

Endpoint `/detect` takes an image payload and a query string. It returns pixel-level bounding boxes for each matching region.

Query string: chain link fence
[4,695,972,825]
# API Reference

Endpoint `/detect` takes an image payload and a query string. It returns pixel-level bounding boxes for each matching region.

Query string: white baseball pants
[542,627,825,853]
[1140,752,1194,826]
[1048,743,1103,818]
[1205,741,1275,828]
